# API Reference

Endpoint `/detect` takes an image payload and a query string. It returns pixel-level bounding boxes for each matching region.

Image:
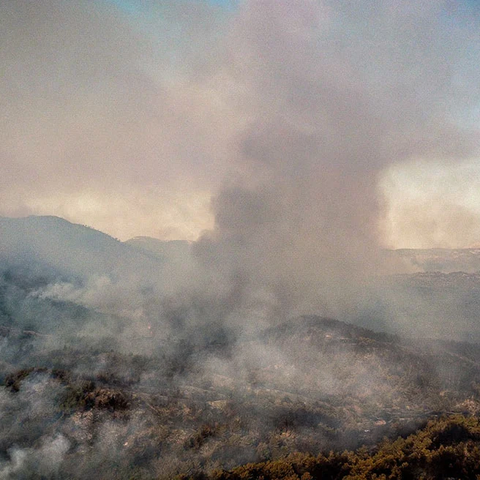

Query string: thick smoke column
[193,0,480,322]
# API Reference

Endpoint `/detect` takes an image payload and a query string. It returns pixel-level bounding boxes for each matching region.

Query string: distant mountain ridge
[5,215,480,275]
[392,247,480,273]
[125,236,191,261]
[0,215,163,281]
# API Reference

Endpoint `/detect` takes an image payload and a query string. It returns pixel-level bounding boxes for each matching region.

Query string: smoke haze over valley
[1,216,480,478]
[2,0,480,478]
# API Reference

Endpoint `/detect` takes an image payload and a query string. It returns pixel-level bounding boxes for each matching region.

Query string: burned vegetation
[2,289,480,479]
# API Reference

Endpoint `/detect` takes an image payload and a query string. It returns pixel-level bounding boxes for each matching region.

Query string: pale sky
[1,0,479,247]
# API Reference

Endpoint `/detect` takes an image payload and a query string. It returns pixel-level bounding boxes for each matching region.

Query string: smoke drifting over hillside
[1,1,480,477]
[1,0,479,327]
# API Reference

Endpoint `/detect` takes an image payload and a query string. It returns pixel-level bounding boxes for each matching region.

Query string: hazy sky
[1,0,479,247]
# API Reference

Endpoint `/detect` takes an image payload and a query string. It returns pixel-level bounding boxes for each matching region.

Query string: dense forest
[206,415,480,480]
